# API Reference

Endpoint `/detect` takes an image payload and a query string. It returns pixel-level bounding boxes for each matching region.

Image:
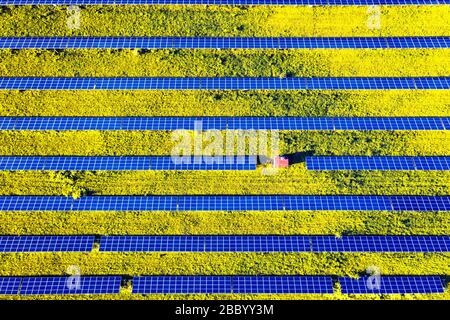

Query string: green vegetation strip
[1,49,449,77]
[1,91,449,117]
[0,170,448,196]
[6,291,450,301]
[0,6,448,37]
[0,131,448,156]
[0,210,448,235]
[1,253,449,276]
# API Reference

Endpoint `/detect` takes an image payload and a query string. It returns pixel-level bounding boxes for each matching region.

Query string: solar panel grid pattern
[0,37,448,49]
[0,277,21,295]
[0,77,449,90]
[0,236,95,252]
[20,276,122,295]
[1,0,447,5]
[0,156,256,171]
[0,196,448,211]
[99,235,450,252]
[306,156,450,171]
[132,276,334,294]
[339,276,445,294]
[0,117,448,131]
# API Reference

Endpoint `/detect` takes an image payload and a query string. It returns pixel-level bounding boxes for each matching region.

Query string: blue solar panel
[339,276,444,294]
[20,276,122,295]
[100,235,312,252]
[132,276,333,294]
[100,235,450,252]
[0,37,448,49]
[0,236,95,252]
[306,156,450,171]
[0,196,448,212]
[0,77,448,90]
[0,117,447,131]
[0,156,256,171]
[133,276,233,294]
[0,0,446,5]
[233,276,334,294]
[0,277,21,295]
[310,235,450,252]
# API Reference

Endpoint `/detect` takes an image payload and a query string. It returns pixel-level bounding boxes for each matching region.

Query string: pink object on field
[273,156,289,168]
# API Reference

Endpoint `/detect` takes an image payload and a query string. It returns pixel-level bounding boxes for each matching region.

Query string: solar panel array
[100,235,450,252]
[339,276,445,294]
[0,77,448,90]
[0,37,448,49]
[0,195,448,211]
[1,0,447,5]
[132,276,334,294]
[0,117,447,131]
[0,277,22,295]
[0,156,257,171]
[20,276,122,295]
[306,156,450,171]
[0,275,445,295]
[0,236,95,252]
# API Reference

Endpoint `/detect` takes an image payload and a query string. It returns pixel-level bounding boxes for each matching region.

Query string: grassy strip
[1,49,449,77]
[5,291,450,300]
[0,210,448,235]
[0,6,449,37]
[0,169,448,196]
[1,90,449,117]
[1,253,449,276]
[0,131,448,156]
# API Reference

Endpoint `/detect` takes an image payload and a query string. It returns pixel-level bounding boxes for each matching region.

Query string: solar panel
[0,37,448,49]
[306,156,450,171]
[0,196,448,212]
[339,276,445,294]
[311,235,450,252]
[0,236,95,252]
[133,276,233,294]
[100,235,312,252]
[233,276,334,294]
[0,117,447,131]
[0,77,448,90]
[132,276,334,294]
[0,156,256,171]
[20,276,122,295]
[100,235,450,252]
[0,0,446,5]
[0,277,21,295]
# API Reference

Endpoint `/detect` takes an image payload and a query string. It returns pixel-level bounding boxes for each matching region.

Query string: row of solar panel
[1,0,449,5]
[0,276,445,295]
[1,156,449,171]
[0,156,257,171]
[0,196,448,211]
[0,77,449,90]
[1,37,449,49]
[306,156,450,171]
[0,117,448,131]
[1,235,449,252]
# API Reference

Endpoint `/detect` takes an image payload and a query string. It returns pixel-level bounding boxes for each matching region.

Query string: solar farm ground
[0,4,449,299]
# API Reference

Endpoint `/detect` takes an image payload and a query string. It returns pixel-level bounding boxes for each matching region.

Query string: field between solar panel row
[1,210,449,235]
[1,131,449,156]
[0,6,448,37]
[1,49,449,77]
[1,91,449,117]
[1,252,449,282]
[0,169,449,196]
